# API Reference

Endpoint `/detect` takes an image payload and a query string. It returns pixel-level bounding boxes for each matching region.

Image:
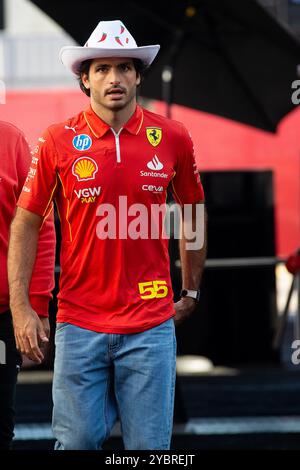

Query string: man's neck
[90,98,137,133]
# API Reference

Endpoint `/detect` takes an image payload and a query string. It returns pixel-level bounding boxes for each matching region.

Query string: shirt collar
[83,104,144,138]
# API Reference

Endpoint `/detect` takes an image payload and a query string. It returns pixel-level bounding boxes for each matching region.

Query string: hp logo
[73,134,92,151]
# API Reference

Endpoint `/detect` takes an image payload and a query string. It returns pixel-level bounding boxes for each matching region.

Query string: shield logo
[146,128,162,147]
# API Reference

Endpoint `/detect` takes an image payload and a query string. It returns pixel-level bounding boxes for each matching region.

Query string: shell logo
[72,157,98,182]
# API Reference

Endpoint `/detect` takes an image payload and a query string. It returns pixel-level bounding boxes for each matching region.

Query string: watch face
[180,289,200,301]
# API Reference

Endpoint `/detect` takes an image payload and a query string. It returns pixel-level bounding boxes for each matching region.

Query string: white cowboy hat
[60,20,160,75]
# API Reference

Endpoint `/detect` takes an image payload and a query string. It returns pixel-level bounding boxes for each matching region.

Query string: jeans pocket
[55,322,69,332]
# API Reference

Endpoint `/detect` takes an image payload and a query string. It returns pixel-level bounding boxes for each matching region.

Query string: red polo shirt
[0,121,55,317]
[18,105,204,333]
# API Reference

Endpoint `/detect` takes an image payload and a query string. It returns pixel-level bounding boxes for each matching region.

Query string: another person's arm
[8,208,49,363]
[9,130,56,363]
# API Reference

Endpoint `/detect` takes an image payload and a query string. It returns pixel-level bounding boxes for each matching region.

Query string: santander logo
[147,155,164,171]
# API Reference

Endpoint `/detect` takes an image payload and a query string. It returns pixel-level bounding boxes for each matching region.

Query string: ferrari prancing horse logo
[146,127,162,147]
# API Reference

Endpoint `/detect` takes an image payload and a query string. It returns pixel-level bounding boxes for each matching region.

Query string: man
[8,20,206,450]
[0,121,55,449]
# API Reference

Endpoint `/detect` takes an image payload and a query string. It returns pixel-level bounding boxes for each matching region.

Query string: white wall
[0,0,77,86]
[4,0,65,35]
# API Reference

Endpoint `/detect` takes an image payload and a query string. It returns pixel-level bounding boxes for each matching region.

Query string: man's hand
[174,297,197,327]
[40,317,50,340]
[12,306,49,363]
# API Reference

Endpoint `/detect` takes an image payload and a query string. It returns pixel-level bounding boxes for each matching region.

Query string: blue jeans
[52,318,176,450]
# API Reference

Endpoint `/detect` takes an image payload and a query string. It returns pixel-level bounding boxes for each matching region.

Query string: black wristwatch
[180,289,201,302]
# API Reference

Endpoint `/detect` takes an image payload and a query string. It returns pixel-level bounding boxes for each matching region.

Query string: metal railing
[175,255,300,349]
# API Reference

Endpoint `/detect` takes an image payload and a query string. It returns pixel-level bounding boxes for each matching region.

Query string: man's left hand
[173,297,197,326]
[40,317,50,343]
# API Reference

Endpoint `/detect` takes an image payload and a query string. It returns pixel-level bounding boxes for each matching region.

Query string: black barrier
[171,170,278,365]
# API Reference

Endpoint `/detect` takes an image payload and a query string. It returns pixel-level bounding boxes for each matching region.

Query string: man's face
[82,57,141,111]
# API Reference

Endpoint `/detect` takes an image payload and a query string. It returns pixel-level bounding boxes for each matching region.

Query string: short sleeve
[17,128,58,217]
[170,125,204,205]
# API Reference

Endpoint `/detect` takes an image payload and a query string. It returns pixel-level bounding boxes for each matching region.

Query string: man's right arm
[8,207,49,364]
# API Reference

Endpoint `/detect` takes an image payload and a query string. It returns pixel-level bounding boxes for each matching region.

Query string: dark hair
[76,58,146,97]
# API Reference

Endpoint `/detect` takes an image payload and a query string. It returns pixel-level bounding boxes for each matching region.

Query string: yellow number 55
[138,280,168,300]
